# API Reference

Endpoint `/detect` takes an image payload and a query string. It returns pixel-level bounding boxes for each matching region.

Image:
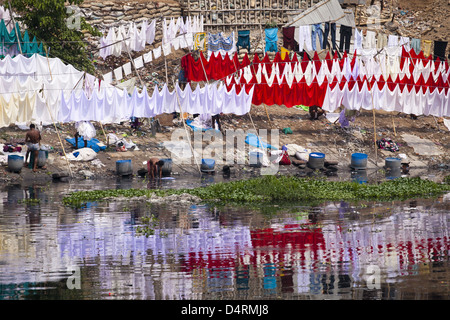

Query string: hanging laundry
[388,34,398,47]
[236,30,251,53]
[134,56,144,69]
[194,32,207,51]
[114,66,123,81]
[103,72,113,84]
[295,26,312,52]
[411,38,421,54]
[323,22,336,50]
[280,47,290,60]
[311,23,323,51]
[207,31,236,57]
[282,26,298,52]
[143,51,153,63]
[434,40,448,61]
[364,30,376,49]
[421,40,433,57]
[354,29,363,52]
[399,36,410,51]
[377,33,387,50]
[122,62,132,76]
[162,42,172,56]
[153,46,162,59]
[265,28,278,52]
[339,25,352,53]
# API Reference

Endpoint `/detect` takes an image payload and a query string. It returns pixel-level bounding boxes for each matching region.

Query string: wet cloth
[282,27,298,51]
[377,138,399,152]
[236,30,250,52]
[265,28,278,52]
[411,38,421,54]
[433,40,448,61]
[364,30,376,49]
[295,25,312,52]
[339,25,352,53]
[323,22,336,50]
[311,24,323,51]
[422,40,432,57]
[377,33,387,50]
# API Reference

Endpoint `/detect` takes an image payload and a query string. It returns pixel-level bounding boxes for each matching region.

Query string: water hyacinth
[62,176,450,208]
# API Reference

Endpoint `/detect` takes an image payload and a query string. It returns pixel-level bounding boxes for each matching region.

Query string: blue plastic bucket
[201,159,215,172]
[116,159,132,176]
[8,155,24,173]
[249,151,263,167]
[351,153,368,169]
[385,157,401,170]
[308,152,325,169]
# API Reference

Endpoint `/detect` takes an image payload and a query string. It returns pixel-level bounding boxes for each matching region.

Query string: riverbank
[0,105,449,185]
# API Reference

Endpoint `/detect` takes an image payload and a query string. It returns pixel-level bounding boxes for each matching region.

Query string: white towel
[113,66,123,81]
[134,56,144,69]
[143,51,153,63]
[122,62,132,76]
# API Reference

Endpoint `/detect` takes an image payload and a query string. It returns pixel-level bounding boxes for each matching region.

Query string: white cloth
[143,51,153,63]
[134,56,144,69]
[122,62,132,76]
[295,26,313,52]
[114,66,123,81]
[103,72,113,84]
[59,83,255,123]
[153,46,162,59]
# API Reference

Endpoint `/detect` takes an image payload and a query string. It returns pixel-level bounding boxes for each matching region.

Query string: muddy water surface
[0,175,449,300]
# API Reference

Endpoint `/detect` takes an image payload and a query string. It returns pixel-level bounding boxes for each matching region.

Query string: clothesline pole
[8,1,22,55]
[44,46,53,81]
[371,88,378,166]
[98,121,108,146]
[173,79,201,174]
[391,115,396,136]
[120,29,145,89]
[41,89,73,178]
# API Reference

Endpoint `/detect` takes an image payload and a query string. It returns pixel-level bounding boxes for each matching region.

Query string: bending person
[147,158,164,179]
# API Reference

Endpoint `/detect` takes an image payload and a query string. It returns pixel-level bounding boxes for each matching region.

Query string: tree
[10,0,100,74]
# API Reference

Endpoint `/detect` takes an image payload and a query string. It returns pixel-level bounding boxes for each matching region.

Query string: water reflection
[0,182,449,300]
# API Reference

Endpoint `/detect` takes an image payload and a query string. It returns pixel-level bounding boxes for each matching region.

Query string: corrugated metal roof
[285,0,356,27]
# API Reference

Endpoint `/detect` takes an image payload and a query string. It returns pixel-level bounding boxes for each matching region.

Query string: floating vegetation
[135,215,159,238]
[62,176,450,208]
[17,198,41,205]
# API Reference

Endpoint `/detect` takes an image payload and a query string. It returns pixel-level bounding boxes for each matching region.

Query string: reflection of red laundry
[251,225,325,250]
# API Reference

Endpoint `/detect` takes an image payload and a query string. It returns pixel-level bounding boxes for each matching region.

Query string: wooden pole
[42,89,74,178]
[174,79,202,174]
[8,1,22,54]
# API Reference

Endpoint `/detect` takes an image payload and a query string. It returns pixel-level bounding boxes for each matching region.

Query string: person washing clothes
[24,124,42,172]
[147,158,164,179]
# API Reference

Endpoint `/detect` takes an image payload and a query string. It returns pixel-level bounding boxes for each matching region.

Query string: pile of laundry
[377,138,399,152]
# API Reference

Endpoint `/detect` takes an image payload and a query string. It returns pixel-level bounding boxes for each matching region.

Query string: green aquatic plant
[135,215,159,238]
[62,176,450,208]
[18,198,41,204]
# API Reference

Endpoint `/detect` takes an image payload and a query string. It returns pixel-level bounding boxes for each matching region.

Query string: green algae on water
[62,176,450,208]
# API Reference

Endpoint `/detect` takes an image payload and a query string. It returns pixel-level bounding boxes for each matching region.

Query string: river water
[0,173,449,301]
